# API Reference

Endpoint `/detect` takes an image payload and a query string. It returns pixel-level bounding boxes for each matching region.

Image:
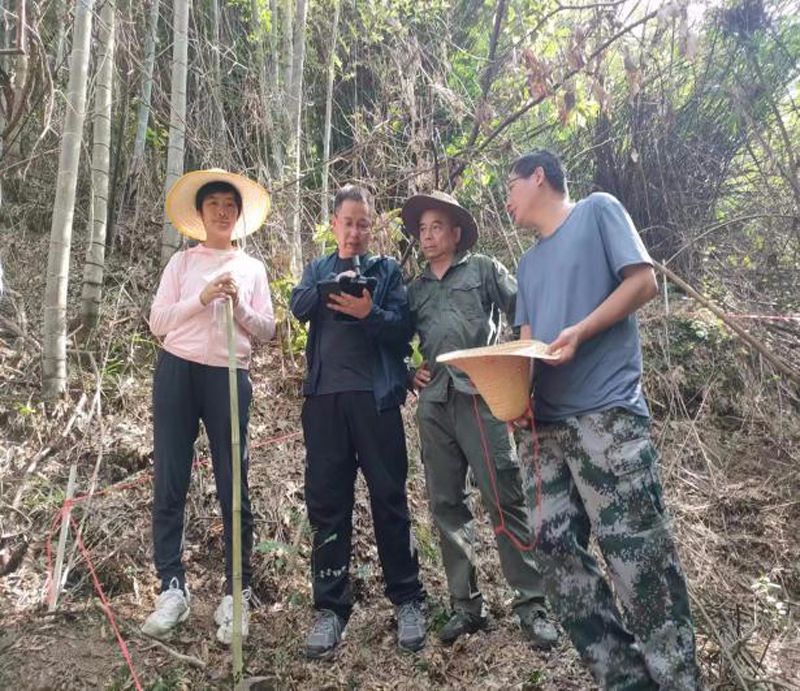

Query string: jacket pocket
[449,280,484,321]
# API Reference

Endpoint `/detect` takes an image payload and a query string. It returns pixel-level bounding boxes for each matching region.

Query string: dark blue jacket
[289,252,412,411]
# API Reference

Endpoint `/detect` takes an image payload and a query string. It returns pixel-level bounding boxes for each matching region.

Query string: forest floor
[1,228,799,690]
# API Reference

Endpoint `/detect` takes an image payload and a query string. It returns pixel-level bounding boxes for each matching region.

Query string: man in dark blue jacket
[290,185,426,660]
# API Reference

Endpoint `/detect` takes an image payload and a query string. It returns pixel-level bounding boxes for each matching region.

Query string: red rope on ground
[722,313,800,322]
[69,514,145,691]
[42,427,303,684]
[251,429,303,449]
[472,395,542,552]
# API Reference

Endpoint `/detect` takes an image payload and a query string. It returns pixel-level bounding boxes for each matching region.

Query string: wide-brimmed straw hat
[401,190,478,252]
[437,340,558,421]
[165,168,271,241]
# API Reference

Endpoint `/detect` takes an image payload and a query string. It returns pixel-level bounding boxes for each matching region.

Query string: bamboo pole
[654,261,800,388]
[49,463,77,610]
[225,298,244,689]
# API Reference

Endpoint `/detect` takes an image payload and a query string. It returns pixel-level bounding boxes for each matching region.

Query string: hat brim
[437,340,558,421]
[401,194,478,252]
[165,169,271,241]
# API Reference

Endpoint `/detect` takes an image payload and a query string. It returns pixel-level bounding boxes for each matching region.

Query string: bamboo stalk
[49,463,77,611]
[654,261,800,388]
[225,298,244,689]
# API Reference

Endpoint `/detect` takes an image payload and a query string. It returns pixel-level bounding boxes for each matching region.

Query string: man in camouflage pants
[507,150,701,690]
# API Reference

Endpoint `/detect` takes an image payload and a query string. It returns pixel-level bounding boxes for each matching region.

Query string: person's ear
[453,226,462,244]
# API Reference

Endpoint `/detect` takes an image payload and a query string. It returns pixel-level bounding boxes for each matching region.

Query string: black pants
[152,350,253,594]
[302,392,424,620]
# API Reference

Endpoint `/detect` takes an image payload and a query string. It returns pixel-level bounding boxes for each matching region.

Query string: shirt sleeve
[289,259,320,323]
[148,252,205,337]
[593,193,652,280]
[233,260,276,341]
[361,259,413,349]
[484,256,517,326]
[514,255,529,328]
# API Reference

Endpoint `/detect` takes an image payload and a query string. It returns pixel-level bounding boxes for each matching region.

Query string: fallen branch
[689,590,751,690]
[142,639,207,670]
[655,261,800,389]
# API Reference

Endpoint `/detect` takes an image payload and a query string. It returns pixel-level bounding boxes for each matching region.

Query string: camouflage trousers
[516,408,701,691]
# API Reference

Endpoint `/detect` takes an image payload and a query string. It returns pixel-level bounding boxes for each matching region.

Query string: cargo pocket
[601,409,668,525]
[600,408,655,477]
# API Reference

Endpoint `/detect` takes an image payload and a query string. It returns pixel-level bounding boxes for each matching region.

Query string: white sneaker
[141,578,190,639]
[214,588,251,645]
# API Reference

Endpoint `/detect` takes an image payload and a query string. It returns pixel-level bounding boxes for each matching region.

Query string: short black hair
[510,150,567,194]
[333,185,373,215]
[195,181,243,217]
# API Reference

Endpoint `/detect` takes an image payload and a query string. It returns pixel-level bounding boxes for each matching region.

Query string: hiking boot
[305,609,346,660]
[438,610,488,645]
[396,599,427,652]
[518,608,559,650]
[214,588,251,645]
[141,578,190,639]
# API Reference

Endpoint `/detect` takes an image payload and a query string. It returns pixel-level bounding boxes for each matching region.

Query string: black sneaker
[396,599,427,652]
[438,611,488,645]
[518,608,559,650]
[305,609,346,660]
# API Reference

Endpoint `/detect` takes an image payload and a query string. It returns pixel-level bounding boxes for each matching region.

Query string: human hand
[509,411,532,429]
[327,288,373,319]
[200,272,239,306]
[546,324,583,366]
[413,362,431,390]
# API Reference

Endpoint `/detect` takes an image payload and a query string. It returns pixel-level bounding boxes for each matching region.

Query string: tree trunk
[267,0,293,176]
[42,0,95,398]
[268,0,279,86]
[129,0,160,182]
[287,0,308,278]
[210,0,228,161]
[281,0,294,96]
[320,0,340,225]
[53,0,67,75]
[0,2,30,208]
[80,0,115,331]
[160,0,191,267]
[252,0,278,180]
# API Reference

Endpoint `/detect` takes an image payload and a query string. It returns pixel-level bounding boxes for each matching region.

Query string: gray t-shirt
[515,192,652,421]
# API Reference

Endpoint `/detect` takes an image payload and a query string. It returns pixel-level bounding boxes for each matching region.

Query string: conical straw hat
[165,168,271,241]
[436,340,558,421]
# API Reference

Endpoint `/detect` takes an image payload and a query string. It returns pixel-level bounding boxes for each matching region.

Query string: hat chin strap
[472,395,542,553]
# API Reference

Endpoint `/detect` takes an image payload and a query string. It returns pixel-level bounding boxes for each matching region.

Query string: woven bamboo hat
[401,190,478,252]
[164,168,271,241]
[437,340,558,421]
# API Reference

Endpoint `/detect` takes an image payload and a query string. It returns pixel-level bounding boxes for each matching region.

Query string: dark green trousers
[417,384,546,618]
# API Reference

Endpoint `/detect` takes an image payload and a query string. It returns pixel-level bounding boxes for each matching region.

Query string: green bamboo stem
[225,298,243,689]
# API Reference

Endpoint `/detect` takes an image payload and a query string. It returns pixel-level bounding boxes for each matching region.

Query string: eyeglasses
[506,176,523,192]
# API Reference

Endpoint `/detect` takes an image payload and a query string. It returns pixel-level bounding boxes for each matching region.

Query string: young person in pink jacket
[141,169,275,645]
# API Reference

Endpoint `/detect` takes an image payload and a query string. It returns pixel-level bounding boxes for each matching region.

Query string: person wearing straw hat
[402,191,558,649]
[290,185,427,659]
[506,150,700,689]
[142,169,275,645]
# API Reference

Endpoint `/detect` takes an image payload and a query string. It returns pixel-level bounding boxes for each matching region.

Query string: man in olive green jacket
[403,191,557,648]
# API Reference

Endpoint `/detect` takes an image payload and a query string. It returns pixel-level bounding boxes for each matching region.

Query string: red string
[472,395,542,552]
[250,429,303,449]
[43,427,303,684]
[70,515,145,691]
